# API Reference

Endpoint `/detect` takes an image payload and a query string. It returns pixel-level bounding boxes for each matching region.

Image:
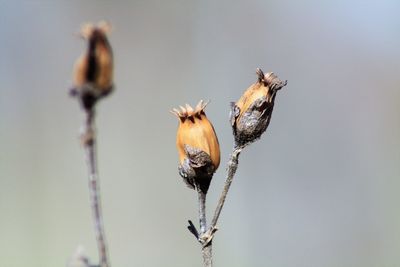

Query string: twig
[197,145,243,267]
[197,187,212,267]
[187,220,199,240]
[82,108,110,267]
[179,69,286,266]
[201,243,213,267]
[210,146,243,230]
[197,188,207,234]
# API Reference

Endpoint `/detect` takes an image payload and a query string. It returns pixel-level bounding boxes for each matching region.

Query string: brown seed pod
[171,100,220,193]
[230,68,287,147]
[70,21,114,110]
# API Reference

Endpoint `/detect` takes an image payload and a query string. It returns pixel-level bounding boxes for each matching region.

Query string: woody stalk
[69,22,114,267]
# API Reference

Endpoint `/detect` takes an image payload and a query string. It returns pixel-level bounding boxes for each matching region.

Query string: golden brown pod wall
[171,100,220,194]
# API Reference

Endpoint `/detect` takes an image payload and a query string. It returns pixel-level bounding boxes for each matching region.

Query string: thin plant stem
[197,188,207,234]
[83,109,110,267]
[201,243,212,267]
[210,146,243,230]
[198,145,243,267]
[197,188,212,267]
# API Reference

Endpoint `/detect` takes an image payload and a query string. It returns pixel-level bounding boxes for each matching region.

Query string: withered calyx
[230,68,287,147]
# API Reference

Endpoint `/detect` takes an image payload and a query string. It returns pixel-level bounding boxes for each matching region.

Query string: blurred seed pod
[230,68,287,147]
[171,100,220,193]
[70,21,114,110]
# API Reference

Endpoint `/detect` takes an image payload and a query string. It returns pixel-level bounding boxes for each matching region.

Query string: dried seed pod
[230,68,287,147]
[70,21,114,110]
[171,100,220,193]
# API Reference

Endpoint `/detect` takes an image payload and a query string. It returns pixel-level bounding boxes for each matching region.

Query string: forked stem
[196,145,244,267]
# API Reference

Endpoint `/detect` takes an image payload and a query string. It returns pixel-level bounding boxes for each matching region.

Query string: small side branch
[82,109,110,267]
[187,220,199,240]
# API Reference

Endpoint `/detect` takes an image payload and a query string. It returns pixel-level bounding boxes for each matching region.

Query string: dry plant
[65,20,286,267]
[68,21,114,267]
[171,68,287,267]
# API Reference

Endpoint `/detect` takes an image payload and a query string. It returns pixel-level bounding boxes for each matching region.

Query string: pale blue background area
[0,1,399,267]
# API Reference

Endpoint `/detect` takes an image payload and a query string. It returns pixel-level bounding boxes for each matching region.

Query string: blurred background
[1,1,399,267]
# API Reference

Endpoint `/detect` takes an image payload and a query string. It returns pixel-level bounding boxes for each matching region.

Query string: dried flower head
[70,21,114,110]
[230,68,287,147]
[171,100,220,193]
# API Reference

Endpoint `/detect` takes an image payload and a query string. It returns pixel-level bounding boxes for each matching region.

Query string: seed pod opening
[230,68,287,147]
[70,21,114,110]
[171,100,220,194]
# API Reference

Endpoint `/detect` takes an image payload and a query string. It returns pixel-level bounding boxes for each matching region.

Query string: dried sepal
[178,145,215,193]
[97,21,112,34]
[230,68,287,147]
[79,23,95,40]
[170,100,209,119]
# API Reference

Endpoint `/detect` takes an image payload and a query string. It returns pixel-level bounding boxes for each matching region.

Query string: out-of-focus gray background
[1,1,399,267]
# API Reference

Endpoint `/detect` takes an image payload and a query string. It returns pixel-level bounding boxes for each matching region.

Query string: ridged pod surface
[172,100,220,193]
